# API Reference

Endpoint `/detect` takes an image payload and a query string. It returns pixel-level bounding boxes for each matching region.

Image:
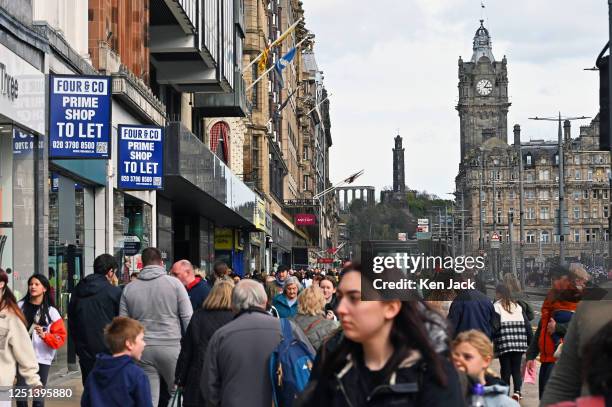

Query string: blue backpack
[270,318,315,407]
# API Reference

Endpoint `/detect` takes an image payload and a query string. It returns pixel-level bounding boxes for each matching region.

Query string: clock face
[476,79,493,96]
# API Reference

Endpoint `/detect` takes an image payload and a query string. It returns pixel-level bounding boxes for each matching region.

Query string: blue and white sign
[13,128,35,155]
[49,75,112,159]
[118,125,164,190]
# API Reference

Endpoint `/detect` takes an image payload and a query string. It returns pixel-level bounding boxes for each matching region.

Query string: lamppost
[529,113,589,266]
[313,169,364,259]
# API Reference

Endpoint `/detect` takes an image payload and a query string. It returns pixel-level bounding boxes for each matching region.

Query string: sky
[305,0,607,199]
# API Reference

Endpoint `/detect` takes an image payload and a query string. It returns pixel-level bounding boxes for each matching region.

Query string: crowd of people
[0,247,611,407]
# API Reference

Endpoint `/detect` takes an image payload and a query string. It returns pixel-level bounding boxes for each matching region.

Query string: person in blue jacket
[81,316,152,407]
[447,271,495,338]
[272,276,301,318]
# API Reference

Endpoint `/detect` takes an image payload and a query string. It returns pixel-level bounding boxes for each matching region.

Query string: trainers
[512,391,522,401]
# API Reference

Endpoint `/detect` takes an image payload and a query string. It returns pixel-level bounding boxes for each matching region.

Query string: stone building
[455,20,610,274]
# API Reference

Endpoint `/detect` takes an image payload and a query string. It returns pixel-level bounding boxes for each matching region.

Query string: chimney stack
[564,120,571,141]
[513,124,521,146]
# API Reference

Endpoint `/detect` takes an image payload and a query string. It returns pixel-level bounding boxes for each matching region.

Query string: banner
[118,125,164,190]
[49,75,112,159]
[295,213,316,226]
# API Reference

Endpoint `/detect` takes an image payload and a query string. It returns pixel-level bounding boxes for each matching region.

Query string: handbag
[170,388,183,407]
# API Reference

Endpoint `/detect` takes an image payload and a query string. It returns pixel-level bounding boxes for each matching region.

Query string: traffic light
[598,46,609,151]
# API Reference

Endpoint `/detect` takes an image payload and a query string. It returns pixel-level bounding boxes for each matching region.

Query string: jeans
[539,362,555,399]
[138,344,180,407]
[499,352,523,394]
[16,363,50,407]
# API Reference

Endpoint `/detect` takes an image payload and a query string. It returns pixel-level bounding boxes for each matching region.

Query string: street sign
[416,231,431,240]
[490,232,500,249]
[397,233,407,241]
[417,218,429,225]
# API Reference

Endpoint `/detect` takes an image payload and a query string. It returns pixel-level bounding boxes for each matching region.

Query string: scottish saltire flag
[274,47,297,77]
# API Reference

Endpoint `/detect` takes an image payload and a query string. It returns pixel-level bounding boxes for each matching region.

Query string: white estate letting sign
[0,43,45,135]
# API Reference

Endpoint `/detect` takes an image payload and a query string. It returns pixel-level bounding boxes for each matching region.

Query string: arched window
[210,121,230,164]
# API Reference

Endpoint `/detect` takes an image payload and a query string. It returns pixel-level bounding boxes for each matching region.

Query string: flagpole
[243,17,304,72]
[306,93,332,116]
[246,36,311,92]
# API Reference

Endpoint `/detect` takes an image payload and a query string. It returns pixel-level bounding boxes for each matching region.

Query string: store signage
[123,236,142,256]
[49,74,112,159]
[295,213,316,226]
[214,228,234,250]
[0,44,45,134]
[317,258,334,264]
[118,125,163,190]
[12,128,34,155]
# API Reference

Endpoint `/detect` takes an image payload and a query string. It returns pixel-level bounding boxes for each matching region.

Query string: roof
[471,19,495,63]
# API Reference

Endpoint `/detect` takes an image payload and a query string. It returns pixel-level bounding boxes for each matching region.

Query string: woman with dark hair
[319,276,338,320]
[298,264,464,407]
[0,269,41,407]
[16,274,66,407]
[493,284,532,401]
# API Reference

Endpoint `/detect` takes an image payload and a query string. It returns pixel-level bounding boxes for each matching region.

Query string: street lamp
[312,169,364,257]
[529,113,590,266]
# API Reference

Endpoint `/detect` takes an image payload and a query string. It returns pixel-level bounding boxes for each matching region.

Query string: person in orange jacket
[17,273,67,407]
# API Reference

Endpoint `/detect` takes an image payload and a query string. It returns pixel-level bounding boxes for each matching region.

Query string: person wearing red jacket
[527,265,587,400]
[17,273,67,407]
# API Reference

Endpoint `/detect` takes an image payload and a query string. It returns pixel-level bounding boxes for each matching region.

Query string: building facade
[456,20,610,275]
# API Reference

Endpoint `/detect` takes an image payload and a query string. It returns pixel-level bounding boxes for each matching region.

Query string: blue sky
[305,0,606,198]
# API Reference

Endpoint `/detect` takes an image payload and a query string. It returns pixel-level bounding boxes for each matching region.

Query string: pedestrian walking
[452,330,519,407]
[502,273,534,321]
[539,281,612,406]
[264,281,280,318]
[16,273,67,407]
[201,279,313,407]
[170,259,211,310]
[448,271,496,338]
[424,270,457,319]
[273,264,290,294]
[0,269,41,407]
[272,275,301,318]
[297,263,464,407]
[492,284,532,401]
[174,280,235,407]
[208,261,231,286]
[120,247,193,406]
[527,265,586,399]
[319,276,338,320]
[68,254,122,384]
[81,316,152,407]
[291,286,339,350]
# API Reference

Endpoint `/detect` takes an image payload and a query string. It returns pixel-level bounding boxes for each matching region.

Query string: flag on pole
[272,87,299,120]
[258,47,269,73]
[274,47,296,77]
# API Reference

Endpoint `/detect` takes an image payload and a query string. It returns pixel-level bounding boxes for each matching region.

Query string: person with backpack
[492,284,532,402]
[68,254,122,384]
[291,286,339,350]
[17,274,67,407]
[297,263,464,407]
[201,279,314,407]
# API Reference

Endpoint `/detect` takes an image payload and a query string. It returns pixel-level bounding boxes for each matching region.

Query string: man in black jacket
[68,253,122,384]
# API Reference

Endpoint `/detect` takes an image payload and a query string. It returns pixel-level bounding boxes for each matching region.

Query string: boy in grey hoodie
[120,247,193,406]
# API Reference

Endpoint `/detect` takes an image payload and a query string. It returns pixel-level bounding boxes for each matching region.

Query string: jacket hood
[484,375,511,395]
[92,354,133,387]
[75,274,111,297]
[137,265,167,280]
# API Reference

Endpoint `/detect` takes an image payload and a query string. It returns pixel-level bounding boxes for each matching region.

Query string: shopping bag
[523,359,537,385]
[170,388,183,407]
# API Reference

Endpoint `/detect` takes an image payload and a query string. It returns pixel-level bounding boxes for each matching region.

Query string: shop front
[0,41,45,298]
[161,122,258,276]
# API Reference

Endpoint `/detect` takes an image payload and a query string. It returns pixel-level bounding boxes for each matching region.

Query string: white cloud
[305,0,607,197]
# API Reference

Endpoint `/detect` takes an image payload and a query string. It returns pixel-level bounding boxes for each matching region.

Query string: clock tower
[457,20,510,161]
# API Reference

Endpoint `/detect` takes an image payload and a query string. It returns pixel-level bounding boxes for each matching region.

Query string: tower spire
[471,19,494,63]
